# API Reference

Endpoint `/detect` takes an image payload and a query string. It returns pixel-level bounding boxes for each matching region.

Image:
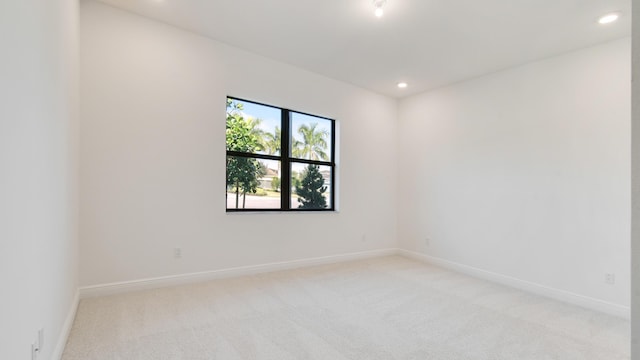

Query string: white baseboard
[398,249,630,319]
[79,248,397,299]
[52,288,80,360]
[77,248,630,319]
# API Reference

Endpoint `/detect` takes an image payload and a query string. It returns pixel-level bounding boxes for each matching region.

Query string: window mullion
[330,118,336,210]
[281,109,291,210]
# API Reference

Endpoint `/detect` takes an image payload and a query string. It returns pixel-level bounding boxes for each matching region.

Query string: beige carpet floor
[62,256,630,360]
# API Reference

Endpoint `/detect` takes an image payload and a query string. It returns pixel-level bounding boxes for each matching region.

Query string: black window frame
[226,96,336,212]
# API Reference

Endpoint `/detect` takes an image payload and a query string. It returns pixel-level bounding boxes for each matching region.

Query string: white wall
[631,1,639,356]
[79,2,398,286]
[398,38,631,308]
[0,0,79,359]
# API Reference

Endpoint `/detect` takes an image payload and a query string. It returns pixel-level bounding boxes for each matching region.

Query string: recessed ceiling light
[397,82,408,89]
[373,0,386,18]
[598,13,620,25]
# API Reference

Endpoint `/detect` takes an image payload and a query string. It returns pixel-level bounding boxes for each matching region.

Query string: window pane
[290,162,332,209]
[226,98,281,156]
[226,156,281,210]
[290,112,332,161]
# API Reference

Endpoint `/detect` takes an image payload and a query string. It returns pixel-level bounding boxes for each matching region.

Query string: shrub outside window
[226,97,335,212]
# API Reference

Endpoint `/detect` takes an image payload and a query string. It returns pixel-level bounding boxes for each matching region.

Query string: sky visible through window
[240,101,332,159]
[240,101,280,137]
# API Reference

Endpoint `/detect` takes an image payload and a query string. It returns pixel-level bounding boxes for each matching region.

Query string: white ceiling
[96,0,631,98]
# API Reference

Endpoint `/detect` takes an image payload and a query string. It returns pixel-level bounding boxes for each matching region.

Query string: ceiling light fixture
[397,82,408,89]
[373,0,386,18]
[598,12,620,25]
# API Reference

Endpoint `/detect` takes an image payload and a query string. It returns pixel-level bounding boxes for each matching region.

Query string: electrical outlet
[605,273,615,285]
[424,237,431,247]
[173,247,182,259]
[361,234,367,242]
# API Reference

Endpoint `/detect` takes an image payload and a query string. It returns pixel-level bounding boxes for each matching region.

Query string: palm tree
[262,126,281,156]
[263,127,282,179]
[246,117,266,152]
[292,123,329,161]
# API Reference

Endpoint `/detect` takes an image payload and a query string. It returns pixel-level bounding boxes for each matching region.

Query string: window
[226,97,335,212]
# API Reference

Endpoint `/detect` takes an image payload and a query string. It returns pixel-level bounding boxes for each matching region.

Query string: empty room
[2,0,639,359]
